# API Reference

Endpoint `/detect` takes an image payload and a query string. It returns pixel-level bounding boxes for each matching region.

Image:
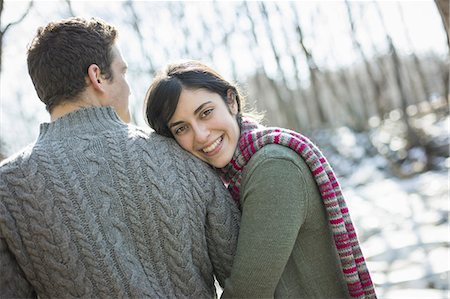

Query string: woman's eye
[174,125,187,135]
[202,108,213,118]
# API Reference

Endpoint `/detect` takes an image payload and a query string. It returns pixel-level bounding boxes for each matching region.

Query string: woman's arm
[222,148,311,298]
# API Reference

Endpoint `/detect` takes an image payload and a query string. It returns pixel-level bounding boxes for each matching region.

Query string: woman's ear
[227,89,238,115]
[87,64,104,92]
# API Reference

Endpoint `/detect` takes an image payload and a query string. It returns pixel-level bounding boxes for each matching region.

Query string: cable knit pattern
[0,107,240,299]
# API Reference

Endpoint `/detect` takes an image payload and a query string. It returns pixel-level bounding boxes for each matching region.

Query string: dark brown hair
[144,60,244,138]
[27,17,118,112]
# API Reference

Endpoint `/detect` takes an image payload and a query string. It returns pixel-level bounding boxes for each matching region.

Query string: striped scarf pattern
[220,118,376,299]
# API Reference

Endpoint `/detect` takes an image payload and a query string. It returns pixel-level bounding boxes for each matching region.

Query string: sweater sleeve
[222,148,311,298]
[0,168,36,298]
[0,225,36,298]
[205,168,241,287]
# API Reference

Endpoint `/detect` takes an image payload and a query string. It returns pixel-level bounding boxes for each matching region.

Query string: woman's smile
[201,136,224,155]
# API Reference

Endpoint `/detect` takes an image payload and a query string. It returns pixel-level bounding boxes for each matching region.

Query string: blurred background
[1,0,449,298]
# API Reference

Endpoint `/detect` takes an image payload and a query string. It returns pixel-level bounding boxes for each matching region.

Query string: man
[0,17,239,298]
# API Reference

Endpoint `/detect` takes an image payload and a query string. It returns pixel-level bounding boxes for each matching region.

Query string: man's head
[27,17,131,122]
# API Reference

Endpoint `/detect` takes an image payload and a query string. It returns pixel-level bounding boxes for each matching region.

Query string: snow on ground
[343,166,449,298]
[318,121,449,298]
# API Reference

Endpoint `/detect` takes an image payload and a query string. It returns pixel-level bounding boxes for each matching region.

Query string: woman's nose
[193,124,210,143]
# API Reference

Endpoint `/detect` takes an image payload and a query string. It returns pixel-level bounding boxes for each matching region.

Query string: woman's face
[168,88,240,168]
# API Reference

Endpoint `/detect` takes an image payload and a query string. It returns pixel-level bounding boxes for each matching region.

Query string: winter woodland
[1,1,449,297]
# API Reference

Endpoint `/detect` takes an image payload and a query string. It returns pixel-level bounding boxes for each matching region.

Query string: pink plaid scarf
[220,118,376,299]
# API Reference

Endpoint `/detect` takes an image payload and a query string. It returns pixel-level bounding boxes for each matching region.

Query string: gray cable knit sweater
[0,107,240,299]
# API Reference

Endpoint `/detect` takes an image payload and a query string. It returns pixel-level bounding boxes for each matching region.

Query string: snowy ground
[318,120,449,298]
[343,166,449,298]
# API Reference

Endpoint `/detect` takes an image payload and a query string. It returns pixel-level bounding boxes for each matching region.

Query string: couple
[0,17,376,298]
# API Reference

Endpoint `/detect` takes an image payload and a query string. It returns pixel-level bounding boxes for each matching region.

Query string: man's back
[0,107,240,298]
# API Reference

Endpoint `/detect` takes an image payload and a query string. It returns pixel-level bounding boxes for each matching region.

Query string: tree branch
[2,0,33,34]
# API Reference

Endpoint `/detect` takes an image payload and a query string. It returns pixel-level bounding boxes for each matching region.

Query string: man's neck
[50,100,97,122]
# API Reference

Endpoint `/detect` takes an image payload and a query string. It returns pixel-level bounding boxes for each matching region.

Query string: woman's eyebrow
[168,120,183,129]
[169,101,213,129]
[194,101,212,115]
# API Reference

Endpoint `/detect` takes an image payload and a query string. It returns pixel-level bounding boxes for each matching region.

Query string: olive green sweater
[222,144,349,299]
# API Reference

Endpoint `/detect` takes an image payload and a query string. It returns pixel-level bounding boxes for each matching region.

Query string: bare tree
[259,2,301,129]
[345,0,383,122]
[121,0,159,123]
[435,0,450,50]
[290,2,327,126]
[65,0,75,17]
[374,3,411,123]
[198,5,216,66]
[397,2,433,106]
[212,2,239,80]
[273,3,312,130]
[123,0,155,74]
[358,4,393,115]
[166,2,190,58]
[0,0,34,73]
[374,1,432,173]
[241,2,285,126]
[434,0,450,105]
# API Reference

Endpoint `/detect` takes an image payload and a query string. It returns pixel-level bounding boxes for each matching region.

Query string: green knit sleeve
[222,145,312,298]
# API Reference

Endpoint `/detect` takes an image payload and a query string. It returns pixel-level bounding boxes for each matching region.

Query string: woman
[144,60,377,299]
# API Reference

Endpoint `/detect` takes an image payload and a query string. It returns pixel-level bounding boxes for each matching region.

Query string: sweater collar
[38,106,125,140]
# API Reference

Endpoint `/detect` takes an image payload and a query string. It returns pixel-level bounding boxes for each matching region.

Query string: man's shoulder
[128,126,212,171]
[129,125,178,150]
[0,144,34,171]
[0,144,35,192]
[128,124,178,147]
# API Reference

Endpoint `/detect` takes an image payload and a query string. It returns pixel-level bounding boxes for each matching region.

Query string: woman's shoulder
[243,144,310,181]
[247,144,306,168]
[240,143,319,204]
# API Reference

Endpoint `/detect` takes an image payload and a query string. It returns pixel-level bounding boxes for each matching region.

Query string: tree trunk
[0,0,33,74]
[259,2,300,129]
[435,0,450,50]
[375,2,426,158]
[398,3,433,105]
[290,2,327,126]
[434,0,450,105]
[0,0,4,73]
[345,1,384,122]
[242,2,285,127]
[274,3,310,130]
[212,2,238,80]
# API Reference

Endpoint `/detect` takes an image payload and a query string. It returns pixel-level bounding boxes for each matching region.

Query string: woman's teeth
[202,137,222,153]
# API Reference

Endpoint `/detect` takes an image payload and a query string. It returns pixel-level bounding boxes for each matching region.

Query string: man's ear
[227,89,238,115]
[87,64,104,92]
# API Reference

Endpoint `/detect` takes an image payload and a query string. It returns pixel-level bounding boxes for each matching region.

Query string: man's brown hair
[27,17,118,112]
